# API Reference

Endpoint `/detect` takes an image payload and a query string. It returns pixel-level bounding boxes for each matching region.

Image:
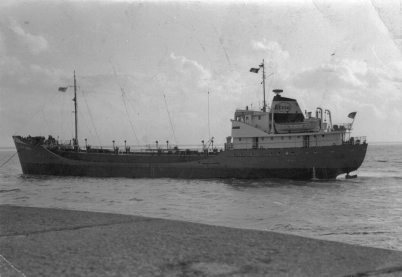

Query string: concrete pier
[1,205,402,276]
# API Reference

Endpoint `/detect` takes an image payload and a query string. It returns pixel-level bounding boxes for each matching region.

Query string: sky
[1,0,402,148]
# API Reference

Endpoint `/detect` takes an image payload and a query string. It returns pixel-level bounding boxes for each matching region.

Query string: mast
[262,59,266,112]
[74,71,78,146]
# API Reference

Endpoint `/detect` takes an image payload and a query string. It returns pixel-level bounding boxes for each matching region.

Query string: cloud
[292,59,386,92]
[29,64,68,83]
[251,39,289,60]
[10,18,48,54]
[168,53,212,88]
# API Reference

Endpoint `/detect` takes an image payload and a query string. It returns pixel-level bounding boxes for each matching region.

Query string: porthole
[285,152,288,155]
[291,151,294,154]
[277,152,280,155]
[351,148,354,151]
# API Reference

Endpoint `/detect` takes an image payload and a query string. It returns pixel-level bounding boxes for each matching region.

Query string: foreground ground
[1,205,402,276]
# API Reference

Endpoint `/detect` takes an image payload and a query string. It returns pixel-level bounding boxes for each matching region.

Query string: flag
[348,112,357,119]
[58,87,68,92]
[250,68,260,73]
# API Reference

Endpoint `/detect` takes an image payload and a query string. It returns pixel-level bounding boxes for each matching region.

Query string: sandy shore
[1,205,402,276]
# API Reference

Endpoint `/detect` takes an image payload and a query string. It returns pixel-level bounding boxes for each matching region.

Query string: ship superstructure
[231,91,352,150]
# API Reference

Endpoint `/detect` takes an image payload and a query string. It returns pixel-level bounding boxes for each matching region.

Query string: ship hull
[13,136,367,180]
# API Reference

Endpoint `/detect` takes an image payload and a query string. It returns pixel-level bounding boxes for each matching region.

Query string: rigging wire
[208,91,210,139]
[42,108,53,135]
[163,95,178,146]
[266,73,274,109]
[124,95,138,114]
[77,100,97,147]
[109,59,141,148]
[81,90,102,147]
[60,110,73,141]
[121,96,140,147]
[13,93,58,135]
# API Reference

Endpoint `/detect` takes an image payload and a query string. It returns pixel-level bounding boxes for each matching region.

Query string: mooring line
[0,254,26,277]
[0,152,17,169]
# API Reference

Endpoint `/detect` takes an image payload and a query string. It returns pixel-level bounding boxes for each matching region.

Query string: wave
[319,231,393,236]
[0,189,20,193]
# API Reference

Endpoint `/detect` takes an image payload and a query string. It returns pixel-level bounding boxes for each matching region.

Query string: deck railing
[343,136,366,145]
[331,123,352,131]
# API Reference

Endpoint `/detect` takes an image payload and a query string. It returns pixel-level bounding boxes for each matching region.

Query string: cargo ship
[13,61,367,180]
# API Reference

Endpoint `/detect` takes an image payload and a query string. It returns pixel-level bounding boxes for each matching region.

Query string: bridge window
[281,136,284,140]
[239,138,242,141]
[258,116,261,120]
[289,136,291,139]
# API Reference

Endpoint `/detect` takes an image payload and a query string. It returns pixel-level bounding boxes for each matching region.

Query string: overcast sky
[1,0,401,148]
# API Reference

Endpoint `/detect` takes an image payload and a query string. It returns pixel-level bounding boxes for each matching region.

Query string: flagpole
[74,71,78,146]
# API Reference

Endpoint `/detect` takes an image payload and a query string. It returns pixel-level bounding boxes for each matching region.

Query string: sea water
[1,145,401,251]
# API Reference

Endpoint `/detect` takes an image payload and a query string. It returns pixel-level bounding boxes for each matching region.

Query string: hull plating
[13,137,367,180]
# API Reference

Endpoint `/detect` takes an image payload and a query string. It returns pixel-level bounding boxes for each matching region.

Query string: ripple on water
[0,146,402,251]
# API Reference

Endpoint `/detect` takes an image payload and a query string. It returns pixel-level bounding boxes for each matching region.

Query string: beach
[1,205,402,276]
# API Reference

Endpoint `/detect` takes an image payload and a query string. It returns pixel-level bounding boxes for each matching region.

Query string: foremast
[73,71,78,147]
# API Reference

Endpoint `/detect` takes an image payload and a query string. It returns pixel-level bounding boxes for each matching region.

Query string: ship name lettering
[275,102,291,112]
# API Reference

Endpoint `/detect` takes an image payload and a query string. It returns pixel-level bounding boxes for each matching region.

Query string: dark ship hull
[13,136,367,180]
